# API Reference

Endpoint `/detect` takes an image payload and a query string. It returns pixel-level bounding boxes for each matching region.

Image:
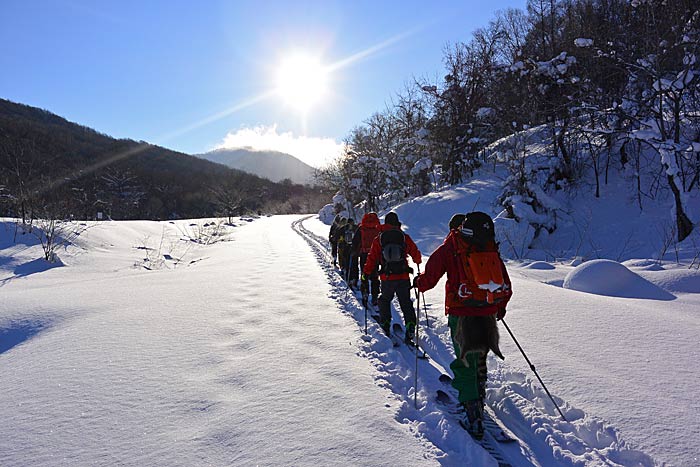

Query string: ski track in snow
[295,216,662,467]
[0,216,684,466]
[0,216,441,467]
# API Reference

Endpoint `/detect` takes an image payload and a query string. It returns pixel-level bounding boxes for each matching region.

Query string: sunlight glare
[276,54,328,113]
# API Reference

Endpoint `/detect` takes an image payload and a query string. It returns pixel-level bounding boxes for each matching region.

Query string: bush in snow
[494,212,535,259]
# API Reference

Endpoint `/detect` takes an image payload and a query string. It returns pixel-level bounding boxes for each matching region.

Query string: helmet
[461,212,495,245]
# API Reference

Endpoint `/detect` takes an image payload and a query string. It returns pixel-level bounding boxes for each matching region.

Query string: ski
[406,341,429,359]
[391,323,428,358]
[435,390,513,467]
[435,384,516,443]
[482,413,516,444]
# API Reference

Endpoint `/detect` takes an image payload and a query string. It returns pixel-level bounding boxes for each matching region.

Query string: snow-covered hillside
[1,208,698,466]
[315,171,699,466]
[322,119,700,266]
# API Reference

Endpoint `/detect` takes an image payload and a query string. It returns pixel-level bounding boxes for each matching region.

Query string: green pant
[448,315,487,404]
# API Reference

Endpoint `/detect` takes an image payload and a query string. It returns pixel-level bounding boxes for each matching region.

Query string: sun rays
[35,30,417,194]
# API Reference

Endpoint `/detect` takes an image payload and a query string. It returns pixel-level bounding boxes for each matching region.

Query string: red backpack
[359,213,380,254]
[447,233,511,308]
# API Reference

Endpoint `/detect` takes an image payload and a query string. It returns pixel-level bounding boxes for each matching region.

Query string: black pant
[378,279,416,328]
[347,251,359,281]
[330,240,338,261]
[338,242,348,272]
[359,253,379,299]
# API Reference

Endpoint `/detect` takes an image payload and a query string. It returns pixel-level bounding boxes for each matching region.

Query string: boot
[462,400,484,440]
[380,320,391,337]
[404,321,416,346]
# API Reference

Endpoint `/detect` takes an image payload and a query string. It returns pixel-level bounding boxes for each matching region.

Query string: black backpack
[461,211,495,247]
[379,229,407,275]
[344,225,355,244]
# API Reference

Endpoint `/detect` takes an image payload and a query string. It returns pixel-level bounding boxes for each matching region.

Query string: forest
[0,98,330,223]
[317,0,699,242]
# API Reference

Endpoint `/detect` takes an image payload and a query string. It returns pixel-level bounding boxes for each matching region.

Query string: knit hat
[448,213,466,230]
[384,211,401,227]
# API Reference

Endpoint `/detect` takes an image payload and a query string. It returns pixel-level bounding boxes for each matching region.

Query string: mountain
[0,98,329,219]
[198,148,316,185]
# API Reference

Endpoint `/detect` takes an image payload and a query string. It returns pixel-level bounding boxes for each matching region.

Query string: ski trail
[295,216,660,467]
[292,216,497,466]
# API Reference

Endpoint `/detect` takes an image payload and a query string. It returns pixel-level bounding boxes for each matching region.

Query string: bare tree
[0,137,44,224]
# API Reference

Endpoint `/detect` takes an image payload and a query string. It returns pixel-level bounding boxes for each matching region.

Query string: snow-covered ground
[1,206,699,466]
[0,217,437,466]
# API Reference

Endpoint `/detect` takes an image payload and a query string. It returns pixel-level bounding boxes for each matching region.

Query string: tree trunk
[667,174,694,242]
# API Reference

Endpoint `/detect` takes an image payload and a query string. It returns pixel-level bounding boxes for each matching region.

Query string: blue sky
[1,0,526,167]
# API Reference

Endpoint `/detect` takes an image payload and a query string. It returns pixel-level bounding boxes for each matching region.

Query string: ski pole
[414,286,420,409]
[421,292,430,328]
[364,288,368,335]
[501,318,568,422]
[416,264,431,328]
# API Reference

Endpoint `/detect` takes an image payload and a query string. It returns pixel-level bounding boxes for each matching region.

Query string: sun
[276,53,328,113]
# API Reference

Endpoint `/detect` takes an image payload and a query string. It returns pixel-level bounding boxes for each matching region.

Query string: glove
[496,307,506,321]
[412,274,420,289]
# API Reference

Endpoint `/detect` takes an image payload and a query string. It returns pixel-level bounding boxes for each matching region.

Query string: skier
[352,212,381,307]
[328,214,341,267]
[414,211,512,439]
[338,218,357,283]
[335,217,348,274]
[363,211,422,345]
[342,218,359,286]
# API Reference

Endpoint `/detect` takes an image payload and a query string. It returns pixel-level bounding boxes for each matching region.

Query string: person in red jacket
[352,212,381,307]
[363,211,422,344]
[414,211,512,439]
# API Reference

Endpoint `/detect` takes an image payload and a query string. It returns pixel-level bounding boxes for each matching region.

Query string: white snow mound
[563,259,675,300]
[523,261,555,270]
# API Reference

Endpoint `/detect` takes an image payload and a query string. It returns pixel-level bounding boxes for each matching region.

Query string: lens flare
[276,54,328,113]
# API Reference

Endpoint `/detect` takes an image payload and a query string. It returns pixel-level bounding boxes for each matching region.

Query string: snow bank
[636,267,700,294]
[318,203,336,224]
[563,259,675,300]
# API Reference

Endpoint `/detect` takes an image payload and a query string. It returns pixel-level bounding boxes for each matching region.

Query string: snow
[562,259,675,300]
[476,107,496,120]
[2,169,700,466]
[522,261,555,270]
[0,217,437,466]
[311,165,699,466]
[574,38,594,48]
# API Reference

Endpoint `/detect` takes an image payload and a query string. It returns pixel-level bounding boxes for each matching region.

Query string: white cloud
[216,125,344,168]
